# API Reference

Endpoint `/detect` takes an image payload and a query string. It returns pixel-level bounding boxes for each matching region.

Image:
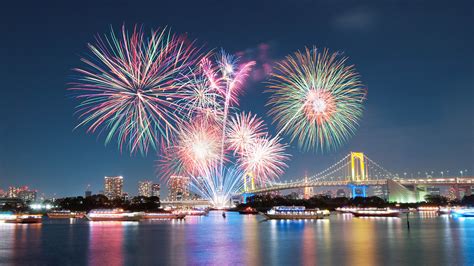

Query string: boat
[173,209,209,216]
[0,211,17,222]
[451,208,474,217]
[438,206,454,215]
[417,206,439,212]
[351,208,400,217]
[5,214,43,224]
[47,210,85,219]
[86,209,143,222]
[261,206,329,220]
[336,207,358,213]
[239,207,259,215]
[143,212,186,220]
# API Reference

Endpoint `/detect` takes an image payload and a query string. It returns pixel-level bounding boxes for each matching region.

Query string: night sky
[1,0,473,197]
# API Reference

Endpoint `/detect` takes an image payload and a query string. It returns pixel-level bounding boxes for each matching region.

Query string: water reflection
[0,213,473,265]
[88,222,131,265]
[242,215,262,266]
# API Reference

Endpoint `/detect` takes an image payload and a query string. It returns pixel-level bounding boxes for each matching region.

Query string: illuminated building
[104,176,123,199]
[427,187,441,196]
[336,189,347,198]
[167,176,190,201]
[151,184,160,198]
[7,186,37,202]
[138,181,153,197]
[0,189,5,198]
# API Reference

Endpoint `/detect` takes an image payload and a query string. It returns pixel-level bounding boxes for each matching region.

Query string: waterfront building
[104,176,123,199]
[7,186,37,202]
[138,181,153,197]
[151,184,160,198]
[167,176,190,201]
[427,187,441,196]
[0,189,5,198]
[336,189,347,198]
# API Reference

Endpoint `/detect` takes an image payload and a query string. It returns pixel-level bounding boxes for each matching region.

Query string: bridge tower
[243,172,255,193]
[350,152,367,182]
[349,152,368,197]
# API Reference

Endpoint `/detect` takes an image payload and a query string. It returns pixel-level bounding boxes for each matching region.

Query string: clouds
[332,6,379,32]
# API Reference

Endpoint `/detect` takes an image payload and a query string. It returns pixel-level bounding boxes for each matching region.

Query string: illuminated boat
[47,210,85,219]
[5,214,43,224]
[262,206,329,220]
[451,208,474,217]
[86,209,143,222]
[351,208,400,217]
[438,206,455,215]
[239,207,259,215]
[143,212,186,220]
[173,209,209,216]
[336,207,358,213]
[0,211,18,222]
[417,206,439,212]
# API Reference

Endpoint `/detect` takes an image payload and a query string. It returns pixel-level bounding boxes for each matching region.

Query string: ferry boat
[451,208,474,217]
[238,207,259,215]
[173,209,209,216]
[351,208,400,217]
[5,214,43,224]
[47,210,85,219]
[437,206,458,215]
[143,212,186,220]
[262,206,330,220]
[417,206,439,212]
[336,207,358,213]
[86,209,143,222]
[0,211,17,222]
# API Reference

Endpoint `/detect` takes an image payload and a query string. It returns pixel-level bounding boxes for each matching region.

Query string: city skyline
[1,0,473,197]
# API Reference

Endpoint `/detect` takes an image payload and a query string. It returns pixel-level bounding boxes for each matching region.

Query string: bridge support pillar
[242,193,254,204]
[349,184,367,198]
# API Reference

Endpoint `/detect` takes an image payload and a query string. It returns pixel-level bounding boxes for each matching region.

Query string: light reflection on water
[0,213,473,265]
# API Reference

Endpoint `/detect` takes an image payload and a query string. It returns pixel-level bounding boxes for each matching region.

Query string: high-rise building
[7,186,37,202]
[0,189,5,198]
[138,181,153,197]
[167,176,190,201]
[151,184,160,198]
[104,176,123,199]
[85,184,92,198]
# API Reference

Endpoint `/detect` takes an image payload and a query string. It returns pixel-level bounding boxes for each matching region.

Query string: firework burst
[226,112,267,155]
[174,119,222,176]
[267,47,366,151]
[70,25,201,154]
[238,137,289,184]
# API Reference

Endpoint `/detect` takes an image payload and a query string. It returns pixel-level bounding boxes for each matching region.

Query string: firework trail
[267,47,366,151]
[71,25,201,154]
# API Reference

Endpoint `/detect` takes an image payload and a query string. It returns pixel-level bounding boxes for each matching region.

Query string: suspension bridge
[241,152,474,203]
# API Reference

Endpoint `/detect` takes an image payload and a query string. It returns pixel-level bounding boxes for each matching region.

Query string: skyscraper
[104,176,123,199]
[85,184,92,197]
[167,176,190,201]
[151,184,160,198]
[138,181,153,197]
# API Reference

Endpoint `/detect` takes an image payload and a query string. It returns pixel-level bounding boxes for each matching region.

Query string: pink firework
[238,137,289,184]
[71,25,201,154]
[226,112,267,155]
[175,119,222,175]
